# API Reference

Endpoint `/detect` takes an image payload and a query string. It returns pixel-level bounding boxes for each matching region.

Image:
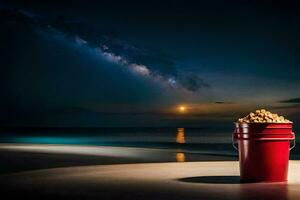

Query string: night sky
[1,0,300,127]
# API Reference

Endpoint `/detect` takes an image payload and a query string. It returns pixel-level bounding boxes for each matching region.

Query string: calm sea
[0,127,299,159]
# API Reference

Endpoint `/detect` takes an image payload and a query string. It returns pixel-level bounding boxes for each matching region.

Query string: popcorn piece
[237,109,292,123]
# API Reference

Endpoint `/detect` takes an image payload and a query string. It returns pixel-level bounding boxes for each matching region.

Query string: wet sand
[0,143,235,174]
[0,144,299,200]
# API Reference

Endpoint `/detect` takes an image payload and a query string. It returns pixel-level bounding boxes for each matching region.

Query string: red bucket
[233,123,295,182]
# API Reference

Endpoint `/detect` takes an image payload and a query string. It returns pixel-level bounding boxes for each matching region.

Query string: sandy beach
[0,143,299,200]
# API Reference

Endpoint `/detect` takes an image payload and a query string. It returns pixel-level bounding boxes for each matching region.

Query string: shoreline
[0,143,236,175]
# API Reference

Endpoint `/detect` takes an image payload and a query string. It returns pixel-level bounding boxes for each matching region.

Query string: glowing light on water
[176,128,186,162]
[176,128,185,144]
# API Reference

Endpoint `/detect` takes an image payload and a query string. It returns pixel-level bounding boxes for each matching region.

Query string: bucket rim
[234,122,293,128]
[233,132,295,140]
[234,122,293,125]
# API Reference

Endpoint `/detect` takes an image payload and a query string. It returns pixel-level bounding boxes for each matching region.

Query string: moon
[179,106,186,112]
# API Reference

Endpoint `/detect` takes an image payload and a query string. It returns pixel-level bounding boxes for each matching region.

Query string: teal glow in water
[11,137,103,145]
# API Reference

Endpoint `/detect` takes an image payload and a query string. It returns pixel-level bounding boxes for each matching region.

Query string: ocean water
[0,127,299,159]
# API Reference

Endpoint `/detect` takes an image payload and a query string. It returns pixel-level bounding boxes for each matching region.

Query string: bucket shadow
[178,176,288,200]
[178,176,241,184]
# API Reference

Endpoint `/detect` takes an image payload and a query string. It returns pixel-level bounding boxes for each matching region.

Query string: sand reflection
[176,152,186,162]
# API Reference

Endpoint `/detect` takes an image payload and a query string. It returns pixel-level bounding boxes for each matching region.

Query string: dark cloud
[178,73,210,92]
[271,104,300,110]
[214,101,234,104]
[279,98,300,103]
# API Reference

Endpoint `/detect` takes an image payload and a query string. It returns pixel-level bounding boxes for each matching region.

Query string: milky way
[1,2,300,127]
